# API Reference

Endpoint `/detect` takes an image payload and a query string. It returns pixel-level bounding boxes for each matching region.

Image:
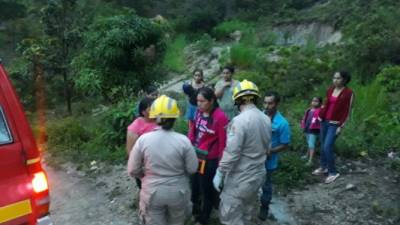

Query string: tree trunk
[33,56,47,146]
[63,69,72,115]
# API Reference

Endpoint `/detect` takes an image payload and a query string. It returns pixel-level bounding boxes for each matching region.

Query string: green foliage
[390,159,400,173]
[376,66,400,93]
[273,152,317,191]
[99,100,136,148]
[73,12,166,102]
[176,0,224,33]
[46,117,91,160]
[254,45,332,98]
[0,1,26,21]
[337,81,399,158]
[193,34,215,54]
[212,20,251,40]
[230,44,257,68]
[342,7,400,82]
[46,100,136,164]
[218,48,231,66]
[163,35,187,73]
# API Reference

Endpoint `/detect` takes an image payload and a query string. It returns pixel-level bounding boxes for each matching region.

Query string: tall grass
[163,35,187,73]
[230,44,257,68]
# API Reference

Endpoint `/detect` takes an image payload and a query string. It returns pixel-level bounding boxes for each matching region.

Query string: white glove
[213,169,224,192]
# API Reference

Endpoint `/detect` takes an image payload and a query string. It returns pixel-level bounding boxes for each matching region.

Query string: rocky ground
[287,158,400,225]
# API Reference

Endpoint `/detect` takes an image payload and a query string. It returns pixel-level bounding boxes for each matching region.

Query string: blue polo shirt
[266,111,291,170]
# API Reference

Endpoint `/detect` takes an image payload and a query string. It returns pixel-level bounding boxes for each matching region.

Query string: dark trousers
[260,169,274,208]
[191,158,219,225]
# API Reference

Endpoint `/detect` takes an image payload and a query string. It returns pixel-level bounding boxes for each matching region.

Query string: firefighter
[213,80,272,225]
[127,95,198,225]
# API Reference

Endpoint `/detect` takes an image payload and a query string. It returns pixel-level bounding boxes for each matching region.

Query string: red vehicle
[0,61,52,225]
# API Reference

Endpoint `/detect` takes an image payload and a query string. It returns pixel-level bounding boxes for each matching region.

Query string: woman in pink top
[188,87,228,225]
[126,97,158,189]
[312,71,354,184]
[126,97,158,155]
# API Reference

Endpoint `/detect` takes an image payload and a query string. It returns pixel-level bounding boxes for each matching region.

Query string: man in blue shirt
[259,91,291,221]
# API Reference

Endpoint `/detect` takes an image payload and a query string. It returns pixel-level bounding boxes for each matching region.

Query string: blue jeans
[260,169,274,208]
[320,121,338,175]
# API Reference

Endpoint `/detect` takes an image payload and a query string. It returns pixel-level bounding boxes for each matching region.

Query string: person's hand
[266,149,271,158]
[213,169,224,192]
[223,81,231,87]
[336,127,342,136]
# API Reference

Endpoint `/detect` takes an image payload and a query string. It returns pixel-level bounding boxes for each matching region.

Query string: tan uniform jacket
[128,128,198,201]
[218,104,272,198]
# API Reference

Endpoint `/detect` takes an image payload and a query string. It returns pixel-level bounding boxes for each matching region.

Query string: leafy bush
[273,152,318,191]
[230,44,257,68]
[73,12,166,102]
[193,33,215,54]
[47,117,90,160]
[377,66,400,93]
[163,34,187,73]
[254,45,332,98]
[336,81,399,157]
[174,0,224,33]
[342,7,400,82]
[99,100,136,148]
[212,20,251,40]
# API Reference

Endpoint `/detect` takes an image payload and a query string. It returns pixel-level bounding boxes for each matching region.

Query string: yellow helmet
[232,79,260,101]
[149,95,180,119]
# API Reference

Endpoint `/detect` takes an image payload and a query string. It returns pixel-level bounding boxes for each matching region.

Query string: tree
[343,7,400,82]
[40,0,82,114]
[73,12,166,102]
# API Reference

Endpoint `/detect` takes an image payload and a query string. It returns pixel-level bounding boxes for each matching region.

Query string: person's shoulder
[345,87,353,94]
[171,131,190,141]
[214,108,228,120]
[215,79,224,86]
[276,112,289,125]
[128,117,144,129]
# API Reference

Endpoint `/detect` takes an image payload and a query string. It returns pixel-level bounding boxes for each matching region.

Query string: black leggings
[191,158,219,224]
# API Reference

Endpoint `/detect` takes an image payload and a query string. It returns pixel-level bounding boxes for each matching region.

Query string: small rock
[346,184,356,191]
[230,30,242,42]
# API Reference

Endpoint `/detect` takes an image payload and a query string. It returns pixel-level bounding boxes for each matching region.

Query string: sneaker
[325,173,340,184]
[258,206,269,221]
[312,167,328,175]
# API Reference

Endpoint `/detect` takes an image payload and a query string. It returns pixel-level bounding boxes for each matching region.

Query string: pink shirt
[127,117,158,136]
[325,95,337,120]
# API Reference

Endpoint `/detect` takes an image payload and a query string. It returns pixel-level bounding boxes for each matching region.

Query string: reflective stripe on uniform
[0,199,32,223]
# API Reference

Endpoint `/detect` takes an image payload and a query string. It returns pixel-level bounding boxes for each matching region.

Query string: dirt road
[44,157,399,225]
[45,162,138,225]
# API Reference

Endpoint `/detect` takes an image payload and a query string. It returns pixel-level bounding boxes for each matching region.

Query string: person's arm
[184,141,199,174]
[218,121,244,174]
[337,92,354,135]
[269,121,291,155]
[126,131,139,155]
[214,81,226,98]
[182,82,194,96]
[269,144,289,154]
[216,114,229,159]
[188,113,197,144]
[127,138,144,178]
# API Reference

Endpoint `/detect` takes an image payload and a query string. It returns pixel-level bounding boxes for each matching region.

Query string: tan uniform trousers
[139,186,191,225]
[219,175,264,225]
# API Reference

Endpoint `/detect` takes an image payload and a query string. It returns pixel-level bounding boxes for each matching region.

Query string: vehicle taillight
[32,172,48,193]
